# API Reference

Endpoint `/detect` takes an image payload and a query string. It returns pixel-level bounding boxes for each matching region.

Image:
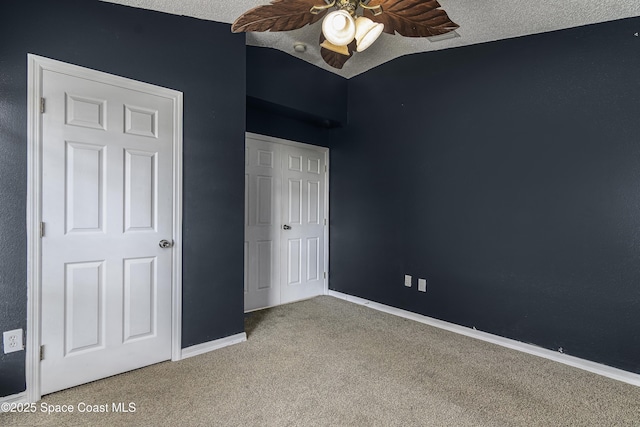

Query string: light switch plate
[404,275,412,287]
[3,329,23,354]
[418,279,427,292]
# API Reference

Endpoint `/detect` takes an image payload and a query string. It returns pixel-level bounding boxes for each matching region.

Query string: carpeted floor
[1,295,639,426]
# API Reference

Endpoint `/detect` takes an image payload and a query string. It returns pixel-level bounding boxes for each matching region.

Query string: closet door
[280,145,326,304]
[245,138,282,311]
[244,135,327,311]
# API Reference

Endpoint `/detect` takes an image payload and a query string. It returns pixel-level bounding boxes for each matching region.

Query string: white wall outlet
[404,275,412,287]
[3,329,24,354]
[418,278,427,292]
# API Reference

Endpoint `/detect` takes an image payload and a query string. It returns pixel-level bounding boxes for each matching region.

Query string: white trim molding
[0,392,28,407]
[181,333,247,360]
[328,290,640,387]
[26,53,43,405]
[171,84,184,363]
[246,132,328,152]
[26,54,184,402]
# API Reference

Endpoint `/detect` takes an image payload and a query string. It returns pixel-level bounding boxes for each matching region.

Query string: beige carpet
[2,296,639,426]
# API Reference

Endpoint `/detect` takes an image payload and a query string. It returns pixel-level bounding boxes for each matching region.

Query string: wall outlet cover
[418,278,427,292]
[404,275,412,287]
[3,329,24,354]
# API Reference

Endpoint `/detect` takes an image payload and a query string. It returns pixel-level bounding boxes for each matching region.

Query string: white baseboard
[2,334,248,404]
[0,391,28,406]
[327,290,640,387]
[180,332,247,360]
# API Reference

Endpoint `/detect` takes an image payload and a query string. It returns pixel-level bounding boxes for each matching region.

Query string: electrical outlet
[418,278,427,292]
[3,329,23,354]
[404,275,412,287]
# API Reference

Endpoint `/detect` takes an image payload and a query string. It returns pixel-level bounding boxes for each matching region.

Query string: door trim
[26,54,183,402]
[245,132,330,301]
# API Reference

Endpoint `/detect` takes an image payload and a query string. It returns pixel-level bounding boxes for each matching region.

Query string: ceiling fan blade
[319,33,356,69]
[364,0,459,37]
[232,0,329,33]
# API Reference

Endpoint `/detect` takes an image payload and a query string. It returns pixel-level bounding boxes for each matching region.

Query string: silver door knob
[283,225,291,230]
[159,239,173,249]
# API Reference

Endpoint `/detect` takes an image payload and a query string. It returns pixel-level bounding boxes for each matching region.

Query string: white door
[244,135,327,311]
[280,145,326,304]
[40,68,175,394]
[244,138,282,310]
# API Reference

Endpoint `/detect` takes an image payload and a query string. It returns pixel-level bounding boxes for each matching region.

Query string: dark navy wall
[247,103,343,148]
[247,46,348,127]
[329,18,640,373]
[0,0,246,397]
[246,45,348,147]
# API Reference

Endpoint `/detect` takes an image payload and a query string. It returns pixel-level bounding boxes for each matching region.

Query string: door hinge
[40,345,45,361]
[324,218,327,226]
[323,272,327,279]
[40,222,45,238]
[324,165,328,172]
[40,98,45,114]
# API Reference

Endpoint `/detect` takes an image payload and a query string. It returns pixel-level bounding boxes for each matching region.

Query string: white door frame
[26,54,183,402]
[245,132,330,300]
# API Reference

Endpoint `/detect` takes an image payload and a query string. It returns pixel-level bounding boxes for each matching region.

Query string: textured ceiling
[101,0,640,78]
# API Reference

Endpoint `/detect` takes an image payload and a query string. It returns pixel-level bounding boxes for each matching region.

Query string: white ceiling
[101,0,639,78]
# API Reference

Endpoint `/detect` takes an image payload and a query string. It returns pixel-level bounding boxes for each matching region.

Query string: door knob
[159,239,173,249]
[283,225,291,230]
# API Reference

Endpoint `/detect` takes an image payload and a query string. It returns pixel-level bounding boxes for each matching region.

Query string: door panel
[124,150,157,232]
[256,241,273,290]
[64,261,105,354]
[65,141,105,233]
[65,94,106,130]
[287,239,302,286]
[244,139,282,311]
[123,257,156,342]
[307,237,320,281]
[280,145,326,304]
[288,179,302,225]
[308,181,320,225]
[257,176,274,225]
[40,68,174,395]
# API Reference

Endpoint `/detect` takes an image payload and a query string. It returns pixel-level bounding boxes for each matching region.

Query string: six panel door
[280,145,326,304]
[40,69,175,394]
[244,138,282,311]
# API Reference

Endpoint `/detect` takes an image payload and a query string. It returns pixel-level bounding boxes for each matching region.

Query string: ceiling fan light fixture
[322,10,356,46]
[320,39,351,56]
[232,0,459,69]
[354,17,384,52]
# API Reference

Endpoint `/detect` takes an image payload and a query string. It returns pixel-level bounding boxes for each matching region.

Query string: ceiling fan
[232,0,459,69]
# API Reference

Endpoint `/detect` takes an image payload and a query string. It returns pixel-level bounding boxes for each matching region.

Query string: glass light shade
[322,10,356,47]
[354,17,384,52]
[320,40,350,56]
